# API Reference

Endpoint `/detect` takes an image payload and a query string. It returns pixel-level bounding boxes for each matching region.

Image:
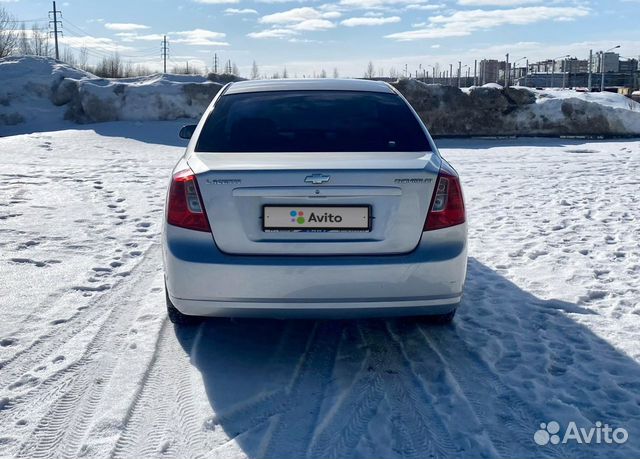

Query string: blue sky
[3,0,640,77]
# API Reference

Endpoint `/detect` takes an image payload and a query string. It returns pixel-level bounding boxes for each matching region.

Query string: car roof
[224,78,395,95]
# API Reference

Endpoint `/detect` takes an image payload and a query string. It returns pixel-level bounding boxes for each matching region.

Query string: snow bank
[72,73,221,123]
[393,79,640,136]
[2,56,640,136]
[0,56,222,132]
[0,56,91,130]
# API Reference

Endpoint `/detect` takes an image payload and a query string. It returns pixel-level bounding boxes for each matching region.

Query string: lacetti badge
[290,210,343,224]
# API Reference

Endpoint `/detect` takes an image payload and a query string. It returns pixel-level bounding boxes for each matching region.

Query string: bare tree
[123,61,134,77]
[231,62,239,77]
[364,61,375,79]
[250,60,259,79]
[134,63,153,76]
[319,69,327,78]
[61,46,77,66]
[172,62,202,75]
[31,24,50,57]
[0,7,18,58]
[18,24,32,55]
[282,66,288,78]
[332,67,339,78]
[94,52,122,78]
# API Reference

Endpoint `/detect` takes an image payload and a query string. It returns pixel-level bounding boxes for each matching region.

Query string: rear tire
[166,287,201,325]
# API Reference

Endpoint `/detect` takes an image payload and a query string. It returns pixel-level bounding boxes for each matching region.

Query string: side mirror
[179,124,197,140]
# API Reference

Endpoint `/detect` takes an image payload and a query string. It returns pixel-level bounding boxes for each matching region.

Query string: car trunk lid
[188,151,440,256]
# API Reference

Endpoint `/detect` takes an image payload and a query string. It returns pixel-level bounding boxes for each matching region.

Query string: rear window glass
[195,90,430,152]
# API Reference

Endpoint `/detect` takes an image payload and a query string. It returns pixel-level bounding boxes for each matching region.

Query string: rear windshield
[195,90,431,152]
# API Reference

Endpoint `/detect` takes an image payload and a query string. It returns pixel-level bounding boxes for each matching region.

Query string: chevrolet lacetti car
[162,79,467,324]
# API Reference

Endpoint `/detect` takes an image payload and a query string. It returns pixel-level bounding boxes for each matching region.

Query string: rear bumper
[163,223,467,318]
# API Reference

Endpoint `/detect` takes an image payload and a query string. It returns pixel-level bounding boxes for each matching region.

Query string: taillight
[424,162,465,231]
[167,168,211,232]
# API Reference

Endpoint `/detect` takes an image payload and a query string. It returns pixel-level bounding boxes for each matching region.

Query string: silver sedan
[163,78,467,323]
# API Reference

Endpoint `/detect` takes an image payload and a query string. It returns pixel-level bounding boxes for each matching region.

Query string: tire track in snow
[362,320,457,459]
[110,323,210,459]
[4,246,163,459]
[110,321,176,459]
[416,323,571,459]
[306,322,387,459]
[259,321,343,459]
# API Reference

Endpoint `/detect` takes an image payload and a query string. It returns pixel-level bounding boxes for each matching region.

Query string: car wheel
[166,287,201,325]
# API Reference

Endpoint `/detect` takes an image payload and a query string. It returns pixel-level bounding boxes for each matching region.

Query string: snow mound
[0,56,222,132]
[0,56,93,130]
[2,57,639,137]
[393,79,640,136]
[73,73,221,123]
[482,82,503,89]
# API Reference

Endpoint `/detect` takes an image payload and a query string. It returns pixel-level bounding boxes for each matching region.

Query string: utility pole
[525,59,529,87]
[186,61,189,74]
[473,59,477,86]
[505,53,509,87]
[213,53,218,74]
[600,51,605,92]
[588,49,593,91]
[449,64,453,86]
[162,36,168,73]
[48,1,62,60]
[457,61,461,88]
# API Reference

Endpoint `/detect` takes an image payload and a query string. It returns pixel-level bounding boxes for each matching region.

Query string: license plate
[263,206,371,231]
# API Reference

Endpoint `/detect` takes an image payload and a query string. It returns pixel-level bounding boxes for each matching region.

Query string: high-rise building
[619,58,639,73]
[528,60,554,73]
[479,59,500,84]
[554,58,589,73]
[592,52,620,73]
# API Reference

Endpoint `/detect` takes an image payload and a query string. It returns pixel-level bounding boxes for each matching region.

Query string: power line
[63,17,163,59]
[7,18,49,23]
[62,34,162,59]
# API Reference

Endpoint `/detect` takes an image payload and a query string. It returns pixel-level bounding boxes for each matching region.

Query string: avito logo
[289,210,305,224]
[290,210,343,224]
[534,421,628,446]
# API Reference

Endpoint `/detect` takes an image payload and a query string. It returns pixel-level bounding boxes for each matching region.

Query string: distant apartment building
[619,58,639,73]
[516,53,638,90]
[528,60,554,73]
[592,52,620,73]
[554,58,590,74]
[479,59,501,84]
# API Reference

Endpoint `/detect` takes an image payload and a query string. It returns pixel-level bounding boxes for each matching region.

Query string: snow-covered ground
[0,124,639,458]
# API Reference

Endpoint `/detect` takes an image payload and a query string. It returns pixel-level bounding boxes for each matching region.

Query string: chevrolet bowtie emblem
[304,174,331,185]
